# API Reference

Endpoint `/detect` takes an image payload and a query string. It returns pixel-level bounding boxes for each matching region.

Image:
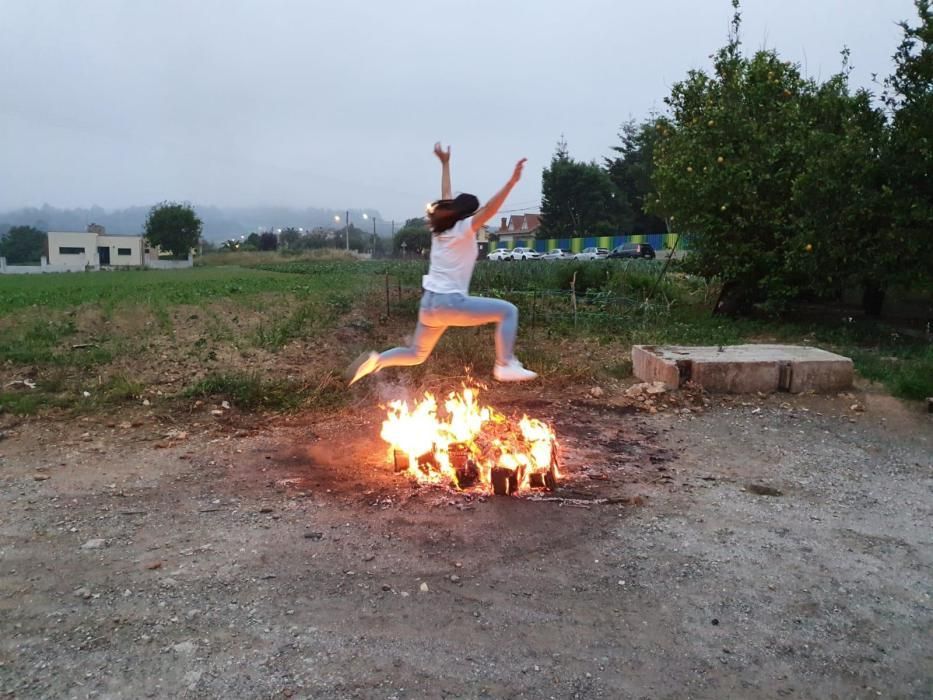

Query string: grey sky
[0,0,915,221]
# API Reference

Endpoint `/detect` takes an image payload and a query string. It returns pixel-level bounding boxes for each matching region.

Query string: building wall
[99,235,144,266]
[47,232,98,267]
[0,256,89,274]
[147,253,194,269]
[47,232,144,267]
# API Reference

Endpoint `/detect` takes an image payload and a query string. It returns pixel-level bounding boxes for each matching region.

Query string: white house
[47,231,146,268]
[1,225,195,274]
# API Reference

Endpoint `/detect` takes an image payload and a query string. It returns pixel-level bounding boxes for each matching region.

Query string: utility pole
[345,209,350,250]
[371,216,377,257]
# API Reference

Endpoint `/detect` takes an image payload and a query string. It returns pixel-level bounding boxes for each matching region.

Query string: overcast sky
[0,0,916,221]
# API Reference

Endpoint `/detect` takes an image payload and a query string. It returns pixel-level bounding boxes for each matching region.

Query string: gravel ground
[0,386,930,699]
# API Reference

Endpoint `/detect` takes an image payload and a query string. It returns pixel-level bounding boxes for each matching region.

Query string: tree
[540,139,631,238]
[650,0,933,317]
[0,225,46,263]
[259,232,278,251]
[790,60,891,314]
[245,232,261,250]
[143,202,202,257]
[296,228,337,250]
[279,227,302,250]
[393,218,431,256]
[883,0,933,298]
[344,224,374,252]
[650,2,821,313]
[372,235,389,257]
[606,120,668,234]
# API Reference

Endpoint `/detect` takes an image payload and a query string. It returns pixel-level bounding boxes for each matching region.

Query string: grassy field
[0,259,930,416]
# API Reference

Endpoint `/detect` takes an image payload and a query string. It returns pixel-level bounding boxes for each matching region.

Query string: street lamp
[336,211,361,250]
[333,214,347,250]
[362,213,377,256]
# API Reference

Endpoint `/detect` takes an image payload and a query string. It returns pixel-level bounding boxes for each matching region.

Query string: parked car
[486,248,513,261]
[575,247,610,261]
[608,243,656,260]
[541,248,573,261]
[509,247,541,261]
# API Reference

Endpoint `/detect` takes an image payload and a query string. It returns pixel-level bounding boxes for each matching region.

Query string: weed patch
[184,370,346,411]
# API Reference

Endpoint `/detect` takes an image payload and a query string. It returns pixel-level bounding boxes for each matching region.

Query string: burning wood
[381,387,560,496]
[491,466,521,495]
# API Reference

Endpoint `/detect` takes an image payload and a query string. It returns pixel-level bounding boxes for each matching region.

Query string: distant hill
[0,204,387,241]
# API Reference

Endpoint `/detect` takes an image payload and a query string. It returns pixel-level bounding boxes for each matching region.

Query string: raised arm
[434,142,452,199]
[470,158,526,231]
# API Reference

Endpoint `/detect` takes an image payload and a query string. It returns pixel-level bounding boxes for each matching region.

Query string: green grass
[0,265,371,315]
[100,373,145,402]
[0,391,72,415]
[198,248,358,267]
[0,373,146,416]
[1,262,929,416]
[185,370,345,411]
[0,317,113,367]
[841,346,933,400]
[254,292,356,350]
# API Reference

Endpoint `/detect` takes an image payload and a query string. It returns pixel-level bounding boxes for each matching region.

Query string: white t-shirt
[421,217,478,294]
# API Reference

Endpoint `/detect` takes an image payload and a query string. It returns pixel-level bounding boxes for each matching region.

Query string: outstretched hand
[434,142,451,163]
[511,158,527,183]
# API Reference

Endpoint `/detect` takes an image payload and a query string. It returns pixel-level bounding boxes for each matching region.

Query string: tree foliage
[649,5,818,312]
[541,138,631,238]
[606,121,668,234]
[279,227,302,249]
[259,232,278,251]
[0,225,46,263]
[884,0,933,294]
[646,1,932,315]
[789,63,890,312]
[143,202,202,257]
[393,218,431,255]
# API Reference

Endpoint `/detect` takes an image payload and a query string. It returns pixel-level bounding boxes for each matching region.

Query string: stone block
[631,344,853,394]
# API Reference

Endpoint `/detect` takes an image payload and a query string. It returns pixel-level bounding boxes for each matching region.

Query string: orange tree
[883,0,933,302]
[651,1,931,316]
[789,64,890,315]
[799,1,933,315]
[648,2,822,314]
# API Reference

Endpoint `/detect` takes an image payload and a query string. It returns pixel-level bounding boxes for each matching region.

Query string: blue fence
[487,233,681,253]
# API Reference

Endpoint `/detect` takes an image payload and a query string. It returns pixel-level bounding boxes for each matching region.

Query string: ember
[380,387,559,495]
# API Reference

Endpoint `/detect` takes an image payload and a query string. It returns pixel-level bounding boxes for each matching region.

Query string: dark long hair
[427,193,479,234]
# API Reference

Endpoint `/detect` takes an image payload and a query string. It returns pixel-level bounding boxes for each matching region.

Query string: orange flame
[380,387,558,494]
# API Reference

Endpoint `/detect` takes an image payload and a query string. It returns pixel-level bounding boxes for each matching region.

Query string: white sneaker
[494,358,538,382]
[347,351,380,385]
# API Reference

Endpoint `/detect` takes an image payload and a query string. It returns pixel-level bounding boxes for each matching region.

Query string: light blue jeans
[378,291,518,368]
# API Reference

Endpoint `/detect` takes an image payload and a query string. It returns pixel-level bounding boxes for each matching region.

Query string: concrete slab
[632,344,854,394]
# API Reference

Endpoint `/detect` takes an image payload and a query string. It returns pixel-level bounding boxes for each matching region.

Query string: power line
[496,205,542,214]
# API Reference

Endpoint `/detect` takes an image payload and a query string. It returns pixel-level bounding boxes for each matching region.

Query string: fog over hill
[0,204,394,241]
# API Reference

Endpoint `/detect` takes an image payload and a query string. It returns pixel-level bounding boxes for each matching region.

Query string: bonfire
[380,387,559,495]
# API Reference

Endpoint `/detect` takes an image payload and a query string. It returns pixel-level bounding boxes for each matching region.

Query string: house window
[117,248,132,256]
[59,247,85,255]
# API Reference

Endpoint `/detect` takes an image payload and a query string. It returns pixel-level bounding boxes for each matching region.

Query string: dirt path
[1,387,930,699]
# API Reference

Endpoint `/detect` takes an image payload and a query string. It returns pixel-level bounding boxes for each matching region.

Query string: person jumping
[348,142,537,385]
